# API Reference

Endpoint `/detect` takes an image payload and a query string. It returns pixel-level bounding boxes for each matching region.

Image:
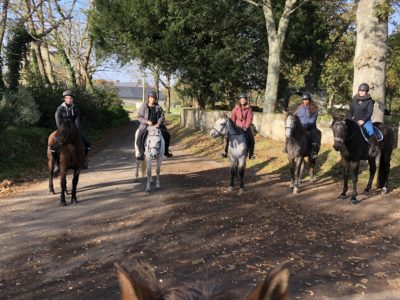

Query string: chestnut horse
[115,263,289,300]
[47,120,86,206]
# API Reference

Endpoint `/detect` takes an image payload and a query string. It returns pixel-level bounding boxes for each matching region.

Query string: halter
[211,120,228,136]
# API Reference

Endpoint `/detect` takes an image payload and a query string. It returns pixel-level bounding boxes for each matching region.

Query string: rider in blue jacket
[349,83,379,156]
[296,92,320,159]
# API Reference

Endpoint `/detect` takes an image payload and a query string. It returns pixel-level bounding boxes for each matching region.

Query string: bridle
[146,128,162,155]
[211,120,228,136]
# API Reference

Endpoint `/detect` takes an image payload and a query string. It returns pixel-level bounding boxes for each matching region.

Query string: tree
[352,0,390,122]
[245,0,308,113]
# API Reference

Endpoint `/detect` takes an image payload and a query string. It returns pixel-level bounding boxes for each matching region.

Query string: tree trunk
[261,0,298,113]
[0,0,10,89]
[353,0,388,123]
[55,36,77,88]
[166,75,171,114]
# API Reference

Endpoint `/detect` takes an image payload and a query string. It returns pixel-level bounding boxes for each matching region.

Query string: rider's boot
[368,135,380,157]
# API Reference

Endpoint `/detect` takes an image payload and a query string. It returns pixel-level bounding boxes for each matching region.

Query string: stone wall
[180,108,399,148]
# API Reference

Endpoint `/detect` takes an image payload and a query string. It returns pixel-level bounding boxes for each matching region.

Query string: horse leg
[134,160,140,182]
[60,170,67,206]
[71,169,80,204]
[293,157,303,194]
[339,160,350,199]
[289,159,295,189]
[363,157,377,195]
[155,157,162,191]
[228,160,236,192]
[145,157,152,193]
[350,161,360,204]
[309,158,317,182]
[238,157,246,195]
[299,160,305,184]
[49,168,55,194]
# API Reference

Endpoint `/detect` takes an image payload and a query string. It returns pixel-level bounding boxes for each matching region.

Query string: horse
[134,126,165,193]
[115,262,289,300]
[284,112,320,194]
[210,114,248,195]
[331,118,394,204]
[47,120,86,206]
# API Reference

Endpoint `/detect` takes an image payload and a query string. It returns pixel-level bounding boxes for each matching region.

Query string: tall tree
[245,0,307,113]
[352,0,389,122]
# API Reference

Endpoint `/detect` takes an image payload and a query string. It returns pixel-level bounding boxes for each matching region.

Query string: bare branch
[243,0,263,9]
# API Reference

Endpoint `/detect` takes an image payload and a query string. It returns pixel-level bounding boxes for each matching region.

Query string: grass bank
[167,114,400,190]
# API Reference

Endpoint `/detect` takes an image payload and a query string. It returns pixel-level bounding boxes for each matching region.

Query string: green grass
[167,115,400,189]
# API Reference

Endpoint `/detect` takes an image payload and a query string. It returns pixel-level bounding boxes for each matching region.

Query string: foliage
[92,0,267,108]
[0,88,40,128]
[4,24,32,90]
[387,27,400,112]
[0,127,50,180]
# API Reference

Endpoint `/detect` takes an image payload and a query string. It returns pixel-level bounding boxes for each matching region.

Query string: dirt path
[1,121,400,300]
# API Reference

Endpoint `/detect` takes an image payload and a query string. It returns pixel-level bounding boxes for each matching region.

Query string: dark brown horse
[47,120,86,206]
[115,263,289,300]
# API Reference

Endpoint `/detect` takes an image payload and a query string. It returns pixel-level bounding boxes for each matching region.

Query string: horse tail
[377,127,394,188]
[141,159,146,177]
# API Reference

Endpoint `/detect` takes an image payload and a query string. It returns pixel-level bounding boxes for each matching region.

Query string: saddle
[360,125,384,143]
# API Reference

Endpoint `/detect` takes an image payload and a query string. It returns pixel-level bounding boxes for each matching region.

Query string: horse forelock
[162,283,239,300]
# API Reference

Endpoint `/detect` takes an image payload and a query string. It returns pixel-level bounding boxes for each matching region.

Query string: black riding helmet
[358,83,369,93]
[63,89,74,97]
[237,93,248,100]
[147,91,158,100]
[301,92,312,100]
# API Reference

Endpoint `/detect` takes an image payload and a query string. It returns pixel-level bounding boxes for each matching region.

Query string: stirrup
[165,151,173,158]
[249,154,255,160]
[311,152,318,160]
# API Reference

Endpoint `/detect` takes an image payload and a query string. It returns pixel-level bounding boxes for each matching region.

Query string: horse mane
[227,117,242,135]
[58,119,79,145]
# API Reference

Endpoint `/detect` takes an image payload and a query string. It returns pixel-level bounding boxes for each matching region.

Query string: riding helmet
[358,83,369,93]
[237,93,248,100]
[63,89,74,97]
[301,92,312,100]
[147,91,158,99]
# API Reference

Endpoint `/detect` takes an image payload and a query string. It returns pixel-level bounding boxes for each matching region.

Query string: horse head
[58,119,79,145]
[284,112,300,139]
[146,126,162,159]
[331,118,347,151]
[115,263,289,300]
[210,114,229,138]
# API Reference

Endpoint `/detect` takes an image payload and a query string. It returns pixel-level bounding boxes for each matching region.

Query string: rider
[221,93,255,160]
[296,92,320,159]
[350,83,379,156]
[49,89,91,173]
[136,91,173,160]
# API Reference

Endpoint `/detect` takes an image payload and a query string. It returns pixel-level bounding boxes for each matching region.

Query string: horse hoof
[156,186,161,191]
[238,188,244,195]
[350,198,359,205]
[312,177,317,183]
[145,189,151,194]
[293,187,299,194]
[338,194,346,200]
[381,187,387,195]
[363,189,370,196]
[49,189,55,195]
[228,187,233,192]
[71,198,78,204]
[60,201,67,206]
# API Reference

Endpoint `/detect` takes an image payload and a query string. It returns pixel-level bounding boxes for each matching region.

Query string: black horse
[284,112,321,194]
[331,119,394,204]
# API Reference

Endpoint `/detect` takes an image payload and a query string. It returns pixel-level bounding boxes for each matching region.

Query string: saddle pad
[360,126,384,143]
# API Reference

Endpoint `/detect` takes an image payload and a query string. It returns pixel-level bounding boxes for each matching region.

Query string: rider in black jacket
[49,90,91,172]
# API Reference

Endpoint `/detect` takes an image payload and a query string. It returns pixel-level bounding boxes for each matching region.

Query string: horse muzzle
[210,129,218,138]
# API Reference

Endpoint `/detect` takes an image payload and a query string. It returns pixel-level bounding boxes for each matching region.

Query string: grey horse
[284,112,319,194]
[134,126,165,193]
[210,114,248,195]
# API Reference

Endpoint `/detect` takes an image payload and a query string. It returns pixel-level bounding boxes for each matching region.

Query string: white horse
[134,126,165,193]
[210,114,248,195]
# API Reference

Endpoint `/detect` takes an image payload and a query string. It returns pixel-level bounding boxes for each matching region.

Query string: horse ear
[246,266,289,300]
[115,263,156,300]
[282,109,289,117]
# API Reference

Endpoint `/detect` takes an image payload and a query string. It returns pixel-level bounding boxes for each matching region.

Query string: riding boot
[311,143,318,160]
[51,150,60,173]
[247,131,255,160]
[368,135,380,157]
[220,136,229,158]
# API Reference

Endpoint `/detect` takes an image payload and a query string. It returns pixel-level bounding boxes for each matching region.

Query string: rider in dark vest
[48,90,91,173]
[136,91,173,160]
[221,94,255,160]
[296,92,320,159]
[349,83,379,156]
